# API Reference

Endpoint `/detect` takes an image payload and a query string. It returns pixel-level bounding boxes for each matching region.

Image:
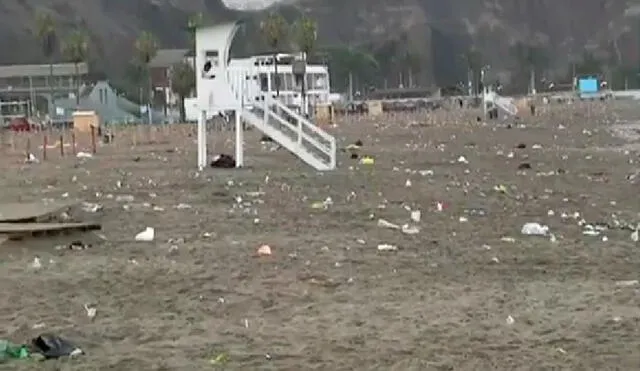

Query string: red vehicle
[6,117,40,132]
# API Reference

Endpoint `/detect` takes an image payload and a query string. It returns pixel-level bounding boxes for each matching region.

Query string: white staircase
[227,70,337,171]
[484,90,518,116]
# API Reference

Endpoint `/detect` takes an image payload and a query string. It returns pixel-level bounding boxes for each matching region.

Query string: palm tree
[262,12,288,97]
[321,45,378,96]
[461,48,483,95]
[62,29,88,106]
[35,11,57,116]
[292,16,317,113]
[510,41,549,94]
[134,31,158,123]
[402,51,422,87]
[186,12,204,73]
[170,62,195,122]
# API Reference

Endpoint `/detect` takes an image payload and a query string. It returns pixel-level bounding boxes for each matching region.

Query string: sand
[1,101,639,370]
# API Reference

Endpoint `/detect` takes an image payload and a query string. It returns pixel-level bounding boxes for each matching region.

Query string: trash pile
[0,333,83,363]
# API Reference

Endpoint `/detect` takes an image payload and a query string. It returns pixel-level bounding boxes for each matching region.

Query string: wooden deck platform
[0,222,101,240]
[0,201,75,223]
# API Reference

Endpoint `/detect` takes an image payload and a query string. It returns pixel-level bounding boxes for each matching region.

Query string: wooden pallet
[0,222,101,240]
[0,201,75,223]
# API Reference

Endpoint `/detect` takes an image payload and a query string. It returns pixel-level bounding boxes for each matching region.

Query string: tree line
[33,7,640,119]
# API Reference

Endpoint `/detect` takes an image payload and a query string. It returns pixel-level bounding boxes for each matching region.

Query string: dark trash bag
[210,154,236,168]
[32,333,83,358]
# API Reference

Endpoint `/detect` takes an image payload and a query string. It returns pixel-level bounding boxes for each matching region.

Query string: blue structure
[578,76,599,99]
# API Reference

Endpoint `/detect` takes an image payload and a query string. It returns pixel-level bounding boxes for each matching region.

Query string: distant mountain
[0,0,637,88]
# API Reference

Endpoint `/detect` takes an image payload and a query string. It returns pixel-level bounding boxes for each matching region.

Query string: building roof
[149,49,189,68]
[0,63,88,79]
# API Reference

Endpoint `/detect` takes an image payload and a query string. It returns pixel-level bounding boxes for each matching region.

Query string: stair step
[240,103,335,171]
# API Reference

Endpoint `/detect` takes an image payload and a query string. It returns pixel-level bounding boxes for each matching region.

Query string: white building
[184,53,330,121]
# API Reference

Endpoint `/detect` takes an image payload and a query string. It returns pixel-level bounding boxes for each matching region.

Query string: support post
[482,86,488,119]
[197,110,207,170]
[263,97,269,127]
[235,110,243,167]
[90,126,96,154]
[43,134,47,161]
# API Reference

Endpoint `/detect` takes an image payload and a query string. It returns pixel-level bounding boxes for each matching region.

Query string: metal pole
[197,109,206,170]
[167,66,173,124]
[348,72,353,102]
[235,110,243,167]
[28,76,34,117]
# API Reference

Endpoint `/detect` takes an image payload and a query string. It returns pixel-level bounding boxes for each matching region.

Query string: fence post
[90,125,96,154]
[43,134,47,161]
[59,134,64,157]
[71,131,76,154]
[26,136,31,161]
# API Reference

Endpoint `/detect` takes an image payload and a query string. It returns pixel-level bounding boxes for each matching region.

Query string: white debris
[457,155,468,164]
[135,227,155,241]
[405,179,412,187]
[521,222,549,236]
[615,280,639,287]
[116,194,134,202]
[401,224,419,235]
[377,244,398,251]
[81,202,103,213]
[31,256,42,269]
[323,197,333,207]
[84,303,97,318]
[76,151,93,158]
[506,315,515,325]
[410,210,421,222]
[377,219,400,229]
[25,153,38,163]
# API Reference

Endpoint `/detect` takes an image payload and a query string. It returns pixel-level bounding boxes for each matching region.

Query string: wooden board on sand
[0,201,76,223]
[0,222,101,239]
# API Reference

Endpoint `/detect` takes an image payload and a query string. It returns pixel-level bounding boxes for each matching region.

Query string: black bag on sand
[31,333,83,359]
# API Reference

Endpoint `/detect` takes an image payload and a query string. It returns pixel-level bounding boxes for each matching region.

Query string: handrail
[229,70,336,169]
[267,104,331,148]
[269,97,334,143]
[266,110,331,156]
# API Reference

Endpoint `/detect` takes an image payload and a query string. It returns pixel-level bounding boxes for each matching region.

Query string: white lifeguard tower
[194,21,336,171]
[483,86,518,118]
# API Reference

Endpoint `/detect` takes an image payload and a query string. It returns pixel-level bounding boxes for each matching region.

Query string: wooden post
[59,134,64,157]
[26,136,31,160]
[133,125,138,147]
[90,125,96,154]
[43,134,48,161]
[71,131,76,154]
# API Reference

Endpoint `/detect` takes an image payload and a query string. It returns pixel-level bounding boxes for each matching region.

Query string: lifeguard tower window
[202,50,219,78]
[260,74,268,92]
